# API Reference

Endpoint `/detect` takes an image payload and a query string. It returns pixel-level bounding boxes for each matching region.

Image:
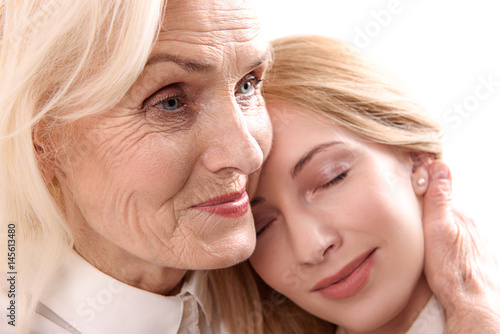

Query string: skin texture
[33,2,500,328]
[48,0,272,295]
[250,104,433,334]
[422,162,500,333]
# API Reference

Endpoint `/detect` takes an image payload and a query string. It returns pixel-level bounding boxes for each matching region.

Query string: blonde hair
[226,35,443,333]
[264,35,442,158]
[209,264,335,333]
[0,1,165,331]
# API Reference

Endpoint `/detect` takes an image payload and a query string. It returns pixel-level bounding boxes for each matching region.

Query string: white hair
[0,1,165,331]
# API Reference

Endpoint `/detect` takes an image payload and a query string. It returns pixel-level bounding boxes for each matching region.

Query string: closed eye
[256,218,276,237]
[319,170,348,190]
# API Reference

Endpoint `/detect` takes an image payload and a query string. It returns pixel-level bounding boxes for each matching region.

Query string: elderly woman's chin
[175,213,257,270]
[133,205,257,270]
[66,193,258,271]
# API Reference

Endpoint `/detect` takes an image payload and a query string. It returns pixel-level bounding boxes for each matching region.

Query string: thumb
[422,160,459,306]
[422,160,456,239]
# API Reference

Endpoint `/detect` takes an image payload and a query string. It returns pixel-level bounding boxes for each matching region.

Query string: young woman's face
[249,104,431,332]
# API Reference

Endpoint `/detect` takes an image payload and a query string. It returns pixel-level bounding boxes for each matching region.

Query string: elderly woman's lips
[192,187,249,218]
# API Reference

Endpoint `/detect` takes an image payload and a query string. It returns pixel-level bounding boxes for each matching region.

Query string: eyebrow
[291,141,344,179]
[145,46,271,74]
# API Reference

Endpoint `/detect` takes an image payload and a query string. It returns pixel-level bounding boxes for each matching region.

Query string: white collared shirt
[27,251,226,334]
[335,295,445,334]
[406,295,445,334]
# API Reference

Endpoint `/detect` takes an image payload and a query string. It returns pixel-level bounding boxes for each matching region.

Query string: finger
[422,160,457,241]
[422,160,460,304]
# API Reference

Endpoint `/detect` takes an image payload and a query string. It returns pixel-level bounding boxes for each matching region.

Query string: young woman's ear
[410,152,435,196]
[33,122,57,184]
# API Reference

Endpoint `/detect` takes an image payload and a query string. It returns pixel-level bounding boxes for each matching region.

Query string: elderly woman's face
[55,0,272,270]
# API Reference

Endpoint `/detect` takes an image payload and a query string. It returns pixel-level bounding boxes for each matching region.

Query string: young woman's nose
[285,211,340,266]
[201,99,264,177]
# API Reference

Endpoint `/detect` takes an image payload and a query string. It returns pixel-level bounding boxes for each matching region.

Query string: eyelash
[141,82,188,115]
[144,72,263,111]
[319,170,349,190]
[236,74,262,94]
[256,218,276,237]
[256,171,348,238]
[152,94,186,112]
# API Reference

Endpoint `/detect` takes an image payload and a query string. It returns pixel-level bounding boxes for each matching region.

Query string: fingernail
[431,163,450,180]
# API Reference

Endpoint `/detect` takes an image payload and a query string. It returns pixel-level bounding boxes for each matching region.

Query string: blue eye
[156,97,181,111]
[236,76,261,96]
[238,80,254,95]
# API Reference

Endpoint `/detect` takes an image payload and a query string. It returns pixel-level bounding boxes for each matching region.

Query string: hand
[422,160,500,333]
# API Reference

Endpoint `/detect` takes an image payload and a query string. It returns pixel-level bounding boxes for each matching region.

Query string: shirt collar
[40,251,213,334]
[406,295,445,334]
[181,270,214,325]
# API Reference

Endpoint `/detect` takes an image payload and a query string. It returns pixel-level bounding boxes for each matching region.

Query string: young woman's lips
[192,186,249,218]
[311,248,377,300]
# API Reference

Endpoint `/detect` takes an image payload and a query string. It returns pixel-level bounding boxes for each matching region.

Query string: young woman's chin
[302,271,431,332]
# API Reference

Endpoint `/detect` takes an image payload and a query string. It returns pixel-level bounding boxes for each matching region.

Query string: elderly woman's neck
[74,242,187,296]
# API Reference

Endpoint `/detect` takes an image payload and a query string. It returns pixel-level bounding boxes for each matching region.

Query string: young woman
[247,35,454,333]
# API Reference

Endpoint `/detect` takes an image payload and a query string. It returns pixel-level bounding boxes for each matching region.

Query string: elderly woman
[1,0,270,332]
[0,1,498,333]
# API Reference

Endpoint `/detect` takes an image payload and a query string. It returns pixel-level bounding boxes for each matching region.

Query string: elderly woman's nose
[201,105,264,176]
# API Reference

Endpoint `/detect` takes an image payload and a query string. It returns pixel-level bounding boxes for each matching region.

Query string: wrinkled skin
[422,161,500,333]
[49,0,272,295]
[41,0,500,328]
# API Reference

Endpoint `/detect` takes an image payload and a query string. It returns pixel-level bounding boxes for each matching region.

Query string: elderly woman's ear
[32,121,58,184]
[410,151,435,196]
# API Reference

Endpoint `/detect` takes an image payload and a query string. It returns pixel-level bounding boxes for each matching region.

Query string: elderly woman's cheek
[244,103,272,198]
[247,98,273,159]
[247,168,263,199]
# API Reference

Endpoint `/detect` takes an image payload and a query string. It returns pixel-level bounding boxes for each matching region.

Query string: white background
[253,0,500,255]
